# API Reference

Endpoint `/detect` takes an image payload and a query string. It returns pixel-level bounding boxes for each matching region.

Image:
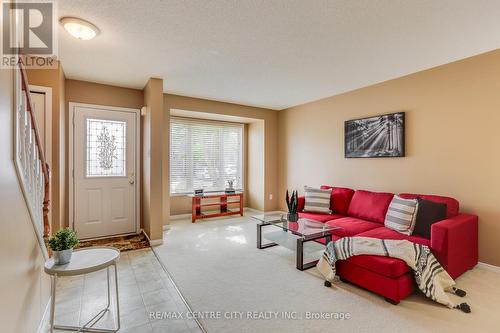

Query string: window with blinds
[170,117,244,194]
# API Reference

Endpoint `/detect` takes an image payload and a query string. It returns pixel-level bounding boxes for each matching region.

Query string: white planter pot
[53,248,73,265]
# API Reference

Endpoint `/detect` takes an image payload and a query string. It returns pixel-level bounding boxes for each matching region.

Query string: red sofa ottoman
[297,186,479,304]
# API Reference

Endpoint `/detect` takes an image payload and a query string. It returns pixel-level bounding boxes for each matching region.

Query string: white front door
[73,105,139,239]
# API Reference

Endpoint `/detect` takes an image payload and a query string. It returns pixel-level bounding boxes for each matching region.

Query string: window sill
[170,193,190,197]
[170,190,245,197]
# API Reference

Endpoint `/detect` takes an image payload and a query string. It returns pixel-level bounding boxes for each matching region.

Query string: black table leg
[296,238,304,270]
[257,223,278,249]
[296,235,330,271]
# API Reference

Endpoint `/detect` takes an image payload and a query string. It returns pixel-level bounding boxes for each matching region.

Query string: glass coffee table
[252,214,340,271]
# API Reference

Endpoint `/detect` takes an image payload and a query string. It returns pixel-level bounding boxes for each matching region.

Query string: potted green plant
[48,228,79,265]
[285,190,299,222]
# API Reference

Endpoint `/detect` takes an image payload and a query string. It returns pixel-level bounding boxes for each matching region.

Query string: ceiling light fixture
[60,17,100,40]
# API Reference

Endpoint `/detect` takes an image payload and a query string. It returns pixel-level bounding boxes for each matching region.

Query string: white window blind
[170,117,244,194]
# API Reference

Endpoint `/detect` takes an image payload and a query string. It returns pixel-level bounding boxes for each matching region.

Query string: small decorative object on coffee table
[286,190,299,222]
[47,228,79,265]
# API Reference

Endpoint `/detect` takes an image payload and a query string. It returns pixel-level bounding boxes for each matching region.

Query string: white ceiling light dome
[60,17,100,40]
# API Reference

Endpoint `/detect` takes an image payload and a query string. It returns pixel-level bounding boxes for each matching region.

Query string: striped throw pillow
[303,186,332,214]
[384,196,419,235]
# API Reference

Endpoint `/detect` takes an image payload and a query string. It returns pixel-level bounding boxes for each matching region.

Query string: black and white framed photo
[345,112,405,158]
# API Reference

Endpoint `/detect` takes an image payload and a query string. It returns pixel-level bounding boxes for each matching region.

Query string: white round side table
[44,247,121,333]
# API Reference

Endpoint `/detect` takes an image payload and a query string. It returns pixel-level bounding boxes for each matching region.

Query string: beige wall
[170,195,193,216]
[69,78,172,242]
[0,68,50,332]
[65,79,144,109]
[27,63,66,233]
[66,78,166,241]
[164,94,279,216]
[143,78,166,239]
[40,77,277,232]
[66,78,168,240]
[65,79,144,229]
[247,120,265,211]
[278,49,500,266]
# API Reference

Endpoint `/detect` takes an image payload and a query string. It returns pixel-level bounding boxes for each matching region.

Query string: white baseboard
[37,295,51,333]
[243,207,262,214]
[141,230,163,246]
[149,239,164,246]
[243,208,287,215]
[263,210,287,215]
[476,262,500,273]
[169,213,191,221]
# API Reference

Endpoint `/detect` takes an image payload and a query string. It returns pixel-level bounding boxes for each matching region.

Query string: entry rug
[317,237,471,313]
[77,232,150,252]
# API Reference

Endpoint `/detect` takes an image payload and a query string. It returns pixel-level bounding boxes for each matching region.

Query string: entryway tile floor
[53,248,204,333]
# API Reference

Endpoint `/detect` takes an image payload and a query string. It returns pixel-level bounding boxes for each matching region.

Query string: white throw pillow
[303,186,332,214]
[384,195,419,235]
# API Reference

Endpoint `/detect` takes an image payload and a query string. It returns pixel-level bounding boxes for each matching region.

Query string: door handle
[129,172,135,185]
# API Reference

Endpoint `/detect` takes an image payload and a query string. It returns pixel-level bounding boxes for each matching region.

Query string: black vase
[287,212,299,222]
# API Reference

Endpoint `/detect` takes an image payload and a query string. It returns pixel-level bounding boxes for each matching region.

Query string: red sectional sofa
[297,186,478,304]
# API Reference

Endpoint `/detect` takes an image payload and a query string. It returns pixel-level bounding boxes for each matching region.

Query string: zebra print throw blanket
[317,237,471,313]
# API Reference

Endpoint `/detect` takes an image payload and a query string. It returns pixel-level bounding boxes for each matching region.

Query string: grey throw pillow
[303,186,332,214]
[384,195,419,235]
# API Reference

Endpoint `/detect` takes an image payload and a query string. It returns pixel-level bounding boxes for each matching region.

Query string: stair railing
[13,61,51,259]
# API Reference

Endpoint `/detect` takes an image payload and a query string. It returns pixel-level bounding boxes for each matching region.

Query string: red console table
[190,192,244,223]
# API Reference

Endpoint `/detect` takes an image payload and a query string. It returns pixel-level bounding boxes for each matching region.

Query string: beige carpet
[153,214,500,333]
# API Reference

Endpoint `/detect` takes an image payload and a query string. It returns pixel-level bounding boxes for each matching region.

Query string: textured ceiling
[57,0,500,109]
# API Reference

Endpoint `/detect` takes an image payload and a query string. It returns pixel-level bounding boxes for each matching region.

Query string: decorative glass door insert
[86,118,127,177]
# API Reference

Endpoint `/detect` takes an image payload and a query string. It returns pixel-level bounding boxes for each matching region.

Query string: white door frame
[29,85,53,228]
[69,102,141,238]
[29,85,52,169]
